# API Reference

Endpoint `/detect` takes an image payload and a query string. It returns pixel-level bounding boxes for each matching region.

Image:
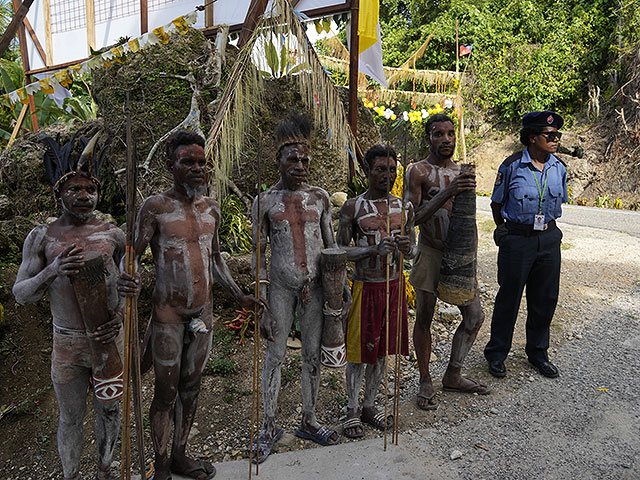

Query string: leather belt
[505,219,556,236]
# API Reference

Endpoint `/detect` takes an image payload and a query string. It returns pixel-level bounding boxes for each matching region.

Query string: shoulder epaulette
[502,151,524,168]
[552,154,566,167]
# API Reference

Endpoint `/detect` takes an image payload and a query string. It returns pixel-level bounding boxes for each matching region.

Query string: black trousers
[484,226,562,364]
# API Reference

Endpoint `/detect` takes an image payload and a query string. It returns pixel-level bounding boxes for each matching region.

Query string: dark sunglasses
[539,132,562,142]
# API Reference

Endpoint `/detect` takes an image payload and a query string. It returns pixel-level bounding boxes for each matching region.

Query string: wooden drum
[320,248,348,368]
[69,251,123,402]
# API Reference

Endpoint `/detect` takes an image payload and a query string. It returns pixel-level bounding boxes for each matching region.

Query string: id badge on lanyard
[530,167,548,231]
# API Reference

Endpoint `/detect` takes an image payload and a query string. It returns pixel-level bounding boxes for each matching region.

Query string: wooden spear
[393,135,408,445]
[383,145,391,451]
[249,136,262,477]
[122,92,146,479]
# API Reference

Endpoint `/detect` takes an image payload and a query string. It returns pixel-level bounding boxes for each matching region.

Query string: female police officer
[484,111,568,379]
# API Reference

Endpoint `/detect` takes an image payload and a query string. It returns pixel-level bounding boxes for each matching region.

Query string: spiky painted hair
[39,131,109,196]
[275,111,312,157]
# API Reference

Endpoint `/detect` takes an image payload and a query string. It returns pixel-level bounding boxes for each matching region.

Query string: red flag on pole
[459,44,472,56]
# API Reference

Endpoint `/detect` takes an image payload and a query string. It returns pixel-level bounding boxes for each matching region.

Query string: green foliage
[259,36,310,78]
[379,0,640,121]
[206,356,238,376]
[204,327,238,376]
[219,194,252,254]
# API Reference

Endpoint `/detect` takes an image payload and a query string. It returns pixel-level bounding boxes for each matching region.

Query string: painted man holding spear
[337,144,415,438]
[119,129,260,480]
[406,114,489,411]
[13,134,125,480]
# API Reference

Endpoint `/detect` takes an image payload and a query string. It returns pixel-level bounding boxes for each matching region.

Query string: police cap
[522,111,564,129]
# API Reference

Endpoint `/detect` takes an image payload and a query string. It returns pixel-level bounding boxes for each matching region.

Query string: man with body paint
[13,136,125,480]
[252,112,345,462]
[337,144,416,438]
[121,129,260,480]
[405,113,489,411]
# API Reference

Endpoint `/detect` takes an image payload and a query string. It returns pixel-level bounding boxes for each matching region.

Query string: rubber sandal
[250,427,284,464]
[442,378,491,395]
[295,425,340,446]
[361,409,393,430]
[342,416,364,439]
[416,391,438,411]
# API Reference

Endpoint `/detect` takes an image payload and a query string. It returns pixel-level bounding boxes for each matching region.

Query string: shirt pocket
[546,182,564,215]
[513,187,540,215]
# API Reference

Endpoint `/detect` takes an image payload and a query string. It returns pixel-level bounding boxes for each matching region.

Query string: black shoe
[530,360,559,378]
[488,360,506,378]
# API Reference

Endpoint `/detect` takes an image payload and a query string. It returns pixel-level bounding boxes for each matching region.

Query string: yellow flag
[172,16,190,35]
[54,69,73,88]
[356,0,387,87]
[38,78,55,94]
[153,26,170,44]
[128,38,140,53]
[16,88,28,104]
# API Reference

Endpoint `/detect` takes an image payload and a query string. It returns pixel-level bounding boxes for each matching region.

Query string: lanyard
[529,165,548,214]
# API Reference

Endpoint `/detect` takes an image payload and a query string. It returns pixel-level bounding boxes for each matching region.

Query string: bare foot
[442,374,491,395]
[416,379,437,410]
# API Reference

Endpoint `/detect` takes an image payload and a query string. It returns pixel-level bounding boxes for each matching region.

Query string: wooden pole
[23,17,47,66]
[347,0,360,183]
[140,0,148,34]
[393,136,407,445]
[12,0,38,132]
[238,0,269,48]
[249,137,262,478]
[42,0,52,68]
[205,0,214,28]
[121,94,134,480]
[6,103,28,148]
[0,0,35,58]
[125,111,146,479]
[86,0,95,54]
[383,147,391,451]
[455,21,459,75]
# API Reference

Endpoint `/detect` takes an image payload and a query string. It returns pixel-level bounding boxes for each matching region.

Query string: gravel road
[192,207,640,480]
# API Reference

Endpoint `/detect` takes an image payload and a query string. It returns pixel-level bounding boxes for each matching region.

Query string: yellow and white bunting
[1,11,198,108]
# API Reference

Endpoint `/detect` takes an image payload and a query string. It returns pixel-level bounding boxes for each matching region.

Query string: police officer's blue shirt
[491,148,568,225]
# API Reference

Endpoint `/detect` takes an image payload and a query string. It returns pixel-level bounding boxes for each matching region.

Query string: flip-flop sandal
[442,378,491,395]
[251,428,284,464]
[416,392,438,411]
[295,425,340,446]
[342,416,365,439]
[361,410,393,431]
[171,458,215,480]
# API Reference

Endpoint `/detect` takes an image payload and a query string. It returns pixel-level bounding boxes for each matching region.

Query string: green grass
[560,242,573,250]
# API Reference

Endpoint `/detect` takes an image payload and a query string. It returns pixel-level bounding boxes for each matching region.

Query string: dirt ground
[3,203,635,480]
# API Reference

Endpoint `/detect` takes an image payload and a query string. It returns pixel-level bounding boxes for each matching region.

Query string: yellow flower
[391,114,397,120]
